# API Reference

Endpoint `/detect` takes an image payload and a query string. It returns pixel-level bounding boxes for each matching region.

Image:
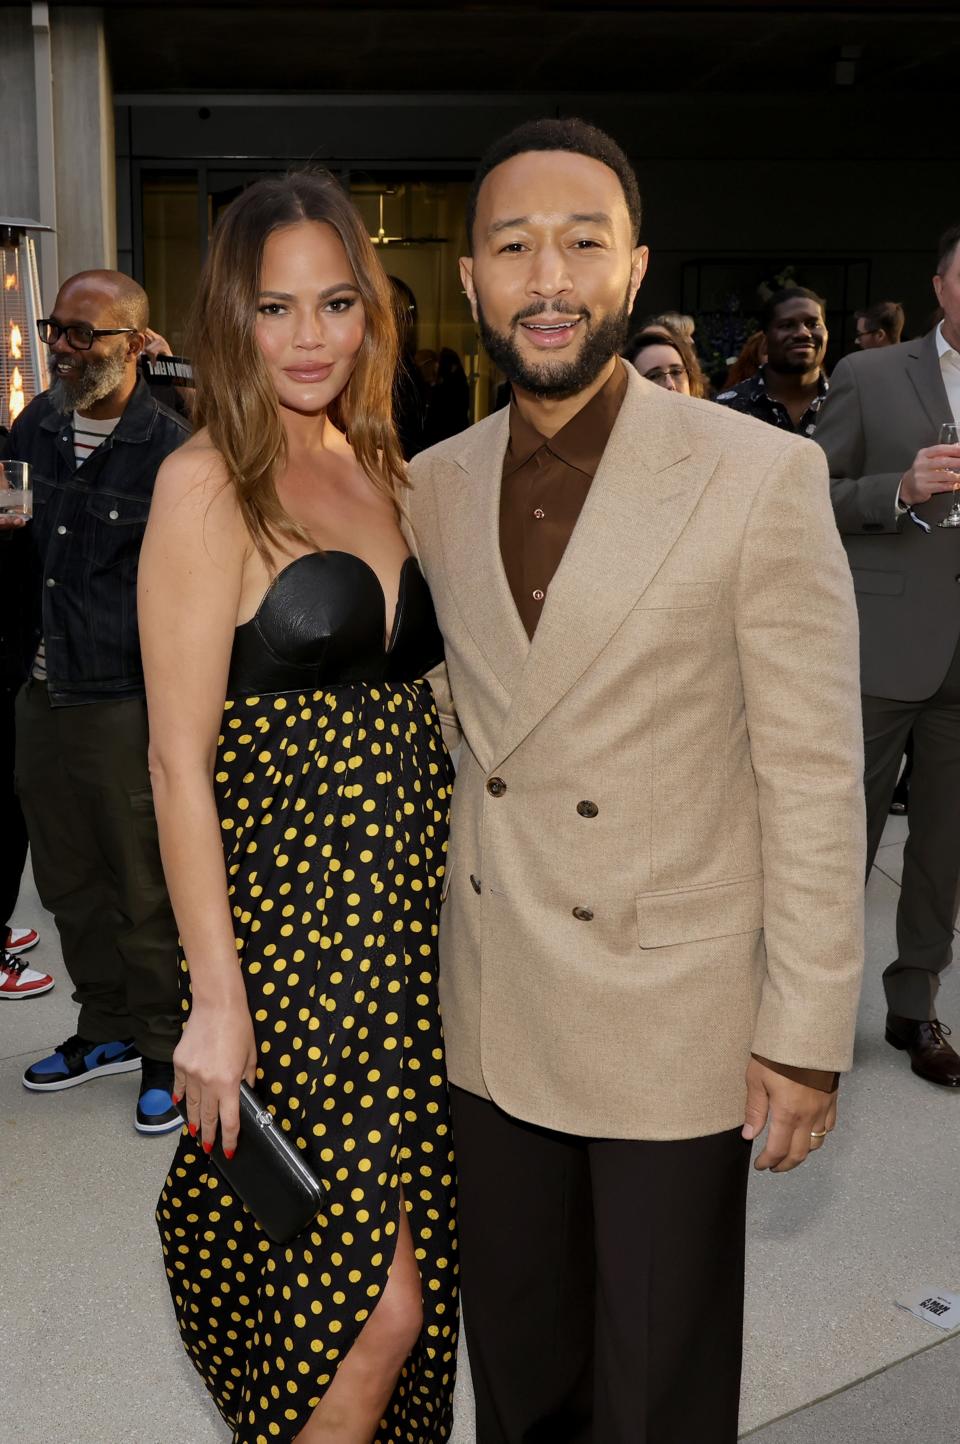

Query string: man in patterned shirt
[716,287,829,437]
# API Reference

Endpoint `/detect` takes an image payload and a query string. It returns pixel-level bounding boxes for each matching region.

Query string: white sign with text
[895,1286,960,1332]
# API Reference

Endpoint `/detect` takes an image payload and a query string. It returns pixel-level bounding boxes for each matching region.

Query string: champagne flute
[936,422,960,528]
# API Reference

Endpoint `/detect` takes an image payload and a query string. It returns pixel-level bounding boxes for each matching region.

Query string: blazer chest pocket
[850,567,904,598]
[636,580,720,611]
[636,875,763,948]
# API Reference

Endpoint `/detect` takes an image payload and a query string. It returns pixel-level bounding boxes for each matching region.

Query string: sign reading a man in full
[406,118,865,1444]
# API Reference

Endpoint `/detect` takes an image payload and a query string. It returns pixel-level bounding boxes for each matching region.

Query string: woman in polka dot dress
[139,171,458,1443]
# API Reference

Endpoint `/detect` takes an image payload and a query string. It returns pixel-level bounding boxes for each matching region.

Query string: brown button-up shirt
[498,361,838,1097]
[500,362,628,640]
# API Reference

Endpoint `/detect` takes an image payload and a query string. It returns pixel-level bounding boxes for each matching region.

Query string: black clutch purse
[177,1081,325,1245]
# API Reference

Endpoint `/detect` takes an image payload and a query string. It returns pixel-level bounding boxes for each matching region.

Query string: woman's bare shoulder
[154,429,237,515]
[149,436,252,576]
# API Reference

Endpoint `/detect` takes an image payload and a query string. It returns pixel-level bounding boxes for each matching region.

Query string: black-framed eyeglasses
[36,319,137,351]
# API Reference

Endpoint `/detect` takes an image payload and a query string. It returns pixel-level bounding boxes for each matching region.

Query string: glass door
[137,164,492,439]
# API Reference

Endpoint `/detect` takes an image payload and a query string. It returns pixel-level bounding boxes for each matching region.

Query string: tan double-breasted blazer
[407,368,866,1140]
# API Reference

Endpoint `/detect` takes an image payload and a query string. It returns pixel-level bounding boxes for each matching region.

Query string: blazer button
[576,800,599,818]
[572,906,594,922]
[487,777,507,797]
[470,874,481,894]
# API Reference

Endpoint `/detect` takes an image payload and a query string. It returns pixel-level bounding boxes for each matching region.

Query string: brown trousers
[14,680,180,1060]
[450,1085,752,1444]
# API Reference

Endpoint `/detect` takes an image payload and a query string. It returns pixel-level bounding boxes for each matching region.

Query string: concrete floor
[2,814,959,1443]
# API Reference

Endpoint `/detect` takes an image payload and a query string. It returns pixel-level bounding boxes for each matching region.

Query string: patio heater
[0,218,52,429]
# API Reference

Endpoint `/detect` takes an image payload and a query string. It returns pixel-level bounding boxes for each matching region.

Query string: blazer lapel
[434,408,531,696]
[905,329,953,435]
[494,371,719,764]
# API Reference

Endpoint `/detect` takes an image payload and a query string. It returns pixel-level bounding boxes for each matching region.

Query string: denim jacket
[2,378,189,706]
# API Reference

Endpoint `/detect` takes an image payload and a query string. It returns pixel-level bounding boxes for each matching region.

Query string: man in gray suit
[816,222,960,1088]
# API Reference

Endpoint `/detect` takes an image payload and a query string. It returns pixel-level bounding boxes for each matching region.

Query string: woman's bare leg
[293,1200,423,1444]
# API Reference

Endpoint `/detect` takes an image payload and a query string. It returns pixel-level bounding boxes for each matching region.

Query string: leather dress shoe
[885,1013,960,1087]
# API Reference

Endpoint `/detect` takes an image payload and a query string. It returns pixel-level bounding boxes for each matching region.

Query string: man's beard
[770,349,825,377]
[48,347,129,413]
[477,292,632,401]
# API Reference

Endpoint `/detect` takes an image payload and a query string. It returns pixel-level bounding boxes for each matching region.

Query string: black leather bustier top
[226,551,444,695]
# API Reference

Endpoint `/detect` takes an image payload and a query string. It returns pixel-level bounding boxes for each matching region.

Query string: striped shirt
[72,411,121,466]
[32,410,122,682]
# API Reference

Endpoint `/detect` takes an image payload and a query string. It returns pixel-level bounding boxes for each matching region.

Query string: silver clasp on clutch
[256,1109,274,1129]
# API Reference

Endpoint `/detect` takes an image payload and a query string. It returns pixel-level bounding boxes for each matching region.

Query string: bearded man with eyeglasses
[0,270,188,1132]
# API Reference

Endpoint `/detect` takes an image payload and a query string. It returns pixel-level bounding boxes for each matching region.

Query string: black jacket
[1,379,189,705]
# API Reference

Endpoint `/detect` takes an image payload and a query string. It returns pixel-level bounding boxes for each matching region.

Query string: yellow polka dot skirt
[157,682,459,1442]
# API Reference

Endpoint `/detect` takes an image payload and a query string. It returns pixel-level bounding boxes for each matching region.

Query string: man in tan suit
[815,223,960,1088]
[407,119,865,1444]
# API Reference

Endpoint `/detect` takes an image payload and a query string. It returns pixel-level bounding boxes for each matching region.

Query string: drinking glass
[936,423,960,528]
[0,460,32,518]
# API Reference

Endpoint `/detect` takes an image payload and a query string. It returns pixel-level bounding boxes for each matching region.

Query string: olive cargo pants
[15,681,180,1061]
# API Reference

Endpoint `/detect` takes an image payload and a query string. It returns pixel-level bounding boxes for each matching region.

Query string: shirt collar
[937,320,960,364]
[504,359,629,479]
[757,365,829,403]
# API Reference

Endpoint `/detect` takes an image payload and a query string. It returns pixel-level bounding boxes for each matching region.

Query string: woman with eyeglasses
[622,327,709,398]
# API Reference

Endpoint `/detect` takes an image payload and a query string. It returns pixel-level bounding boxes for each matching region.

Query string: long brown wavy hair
[189,169,405,565]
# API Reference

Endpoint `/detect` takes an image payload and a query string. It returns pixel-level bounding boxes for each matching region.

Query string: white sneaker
[4,926,39,956]
[0,950,55,999]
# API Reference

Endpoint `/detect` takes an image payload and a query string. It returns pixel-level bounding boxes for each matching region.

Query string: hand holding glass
[936,423,960,528]
[0,461,31,520]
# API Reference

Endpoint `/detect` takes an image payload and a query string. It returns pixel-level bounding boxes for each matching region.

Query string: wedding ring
[810,1129,828,1139]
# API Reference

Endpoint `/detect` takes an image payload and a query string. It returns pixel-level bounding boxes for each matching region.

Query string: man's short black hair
[759,287,826,333]
[465,117,642,252]
[855,300,905,342]
[937,222,960,275]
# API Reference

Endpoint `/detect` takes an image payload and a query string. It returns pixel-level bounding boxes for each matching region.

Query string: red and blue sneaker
[22,1035,141,1091]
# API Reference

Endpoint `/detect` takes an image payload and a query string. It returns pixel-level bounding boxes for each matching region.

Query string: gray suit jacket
[815,330,956,700]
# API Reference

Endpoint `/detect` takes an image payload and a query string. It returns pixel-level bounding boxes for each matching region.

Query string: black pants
[863,636,960,1020]
[450,1086,752,1444]
[0,684,29,931]
[14,681,180,1060]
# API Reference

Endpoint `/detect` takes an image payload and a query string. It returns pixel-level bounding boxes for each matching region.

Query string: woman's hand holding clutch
[172,994,257,1159]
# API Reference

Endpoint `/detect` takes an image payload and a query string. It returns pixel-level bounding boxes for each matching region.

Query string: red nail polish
[224,1148,235,1160]
[188,1122,197,1137]
[171,1092,181,1106]
[203,1140,213,1155]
